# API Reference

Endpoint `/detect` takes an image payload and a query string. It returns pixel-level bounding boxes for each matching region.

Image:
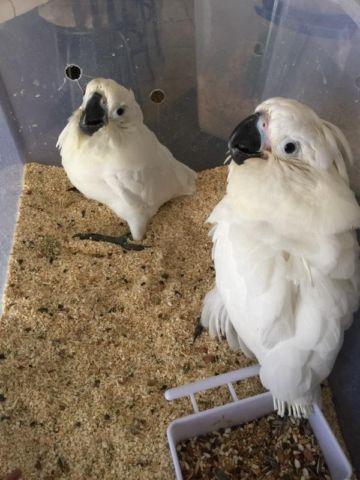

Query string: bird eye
[116,107,125,116]
[285,142,296,153]
[282,140,299,156]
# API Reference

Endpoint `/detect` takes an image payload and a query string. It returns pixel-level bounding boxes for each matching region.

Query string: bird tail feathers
[260,341,330,418]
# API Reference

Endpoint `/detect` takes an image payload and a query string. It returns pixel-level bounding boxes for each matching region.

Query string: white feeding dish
[165,365,352,480]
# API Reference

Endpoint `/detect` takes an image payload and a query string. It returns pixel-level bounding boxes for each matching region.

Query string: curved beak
[80,92,108,136]
[228,112,262,165]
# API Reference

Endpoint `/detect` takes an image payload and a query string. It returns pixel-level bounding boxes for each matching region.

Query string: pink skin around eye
[257,114,271,151]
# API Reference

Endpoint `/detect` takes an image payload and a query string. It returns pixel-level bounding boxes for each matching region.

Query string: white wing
[146,127,197,199]
[104,127,196,211]
[212,215,295,355]
[104,162,193,213]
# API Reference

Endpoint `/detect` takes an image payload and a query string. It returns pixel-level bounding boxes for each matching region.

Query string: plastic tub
[165,365,352,480]
[0,0,358,474]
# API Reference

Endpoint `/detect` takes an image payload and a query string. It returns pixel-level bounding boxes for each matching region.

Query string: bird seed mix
[178,414,331,480]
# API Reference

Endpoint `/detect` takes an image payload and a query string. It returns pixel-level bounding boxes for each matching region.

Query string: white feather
[57,78,196,240]
[203,98,360,417]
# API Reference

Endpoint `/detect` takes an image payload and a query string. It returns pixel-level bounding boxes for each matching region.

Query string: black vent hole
[65,64,82,81]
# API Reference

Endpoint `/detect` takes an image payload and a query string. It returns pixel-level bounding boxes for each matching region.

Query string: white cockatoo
[201,97,360,417]
[57,78,196,247]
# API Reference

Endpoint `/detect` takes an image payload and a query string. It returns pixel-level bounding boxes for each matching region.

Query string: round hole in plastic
[150,89,165,104]
[65,64,82,81]
[355,76,360,89]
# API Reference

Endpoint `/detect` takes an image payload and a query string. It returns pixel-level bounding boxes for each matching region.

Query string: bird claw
[192,316,204,343]
[273,396,314,418]
[73,232,151,251]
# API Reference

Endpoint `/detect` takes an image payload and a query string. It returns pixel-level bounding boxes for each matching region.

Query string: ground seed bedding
[0,164,350,479]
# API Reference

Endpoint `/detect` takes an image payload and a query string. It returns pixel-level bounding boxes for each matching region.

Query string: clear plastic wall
[196,0,360,189]
[0,0,359,472]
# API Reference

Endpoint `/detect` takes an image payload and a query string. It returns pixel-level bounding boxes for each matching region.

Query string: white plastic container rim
[165,365,352,480]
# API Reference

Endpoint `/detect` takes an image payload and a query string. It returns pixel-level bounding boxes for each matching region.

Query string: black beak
[79,92,107,136]
[228,112,262,165]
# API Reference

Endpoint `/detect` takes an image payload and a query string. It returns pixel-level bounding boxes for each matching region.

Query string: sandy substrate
[0,164,350,479]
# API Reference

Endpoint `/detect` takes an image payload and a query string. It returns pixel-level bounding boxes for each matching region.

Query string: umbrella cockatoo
[201,97,360,417]
[57,78,196,248]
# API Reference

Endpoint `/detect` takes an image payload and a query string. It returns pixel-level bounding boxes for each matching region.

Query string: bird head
[228,97,352,182]
[78,78,143,136]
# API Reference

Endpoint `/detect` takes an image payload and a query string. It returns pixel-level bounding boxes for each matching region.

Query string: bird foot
[73,232,151,251]
[192,316,205,343]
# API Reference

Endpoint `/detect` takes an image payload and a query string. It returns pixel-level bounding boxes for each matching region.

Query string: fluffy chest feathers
[220,158,360,237]
[210,160,360,360]
[58,110,196,232]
